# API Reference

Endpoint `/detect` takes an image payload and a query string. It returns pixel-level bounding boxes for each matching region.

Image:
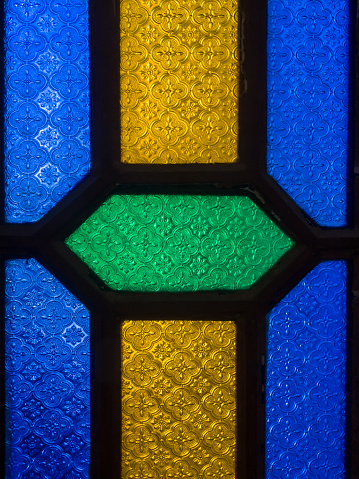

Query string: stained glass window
[119,0,239,164]
[4,0,91,223]
[0,0,357,477]
[122,320,236,477]
[267,0,349,226]
[65,194,293,291]
[266,261,347,478]
[5,259,90,478]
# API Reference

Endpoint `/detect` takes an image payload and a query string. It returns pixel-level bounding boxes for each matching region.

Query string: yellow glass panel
[120,0,239,163]
[122,320,236,477]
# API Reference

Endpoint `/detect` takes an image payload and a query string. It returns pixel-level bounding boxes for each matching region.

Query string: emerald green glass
[65,194,294,291]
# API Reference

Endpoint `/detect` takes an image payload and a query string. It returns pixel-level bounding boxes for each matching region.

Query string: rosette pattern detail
[266,261,347,478]
[65,194,294,292]
[122,320,236,477]
[5,259,90,479]
[120,0,239,163]
[267,0,349,226]
[5,0,91,222]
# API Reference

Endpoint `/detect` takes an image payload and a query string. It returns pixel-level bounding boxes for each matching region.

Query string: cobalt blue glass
[266,261,347,478]
[267,0,349,226]
[5,259,90,479]
[4,0,91,223]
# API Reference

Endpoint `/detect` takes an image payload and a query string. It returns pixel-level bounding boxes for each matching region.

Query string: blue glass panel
[4,0,91,223]
[266,261,347,478]
[267,0,349,226]
[5,259,90,479]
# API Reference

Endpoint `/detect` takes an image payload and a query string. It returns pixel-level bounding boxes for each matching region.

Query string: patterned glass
[119,0,239,164]
[5,259,90,479]
[4,0,91,223]
[122,320,236,477]
[266,261,347,478]
[267,0,349,226]
[65,194,294,291]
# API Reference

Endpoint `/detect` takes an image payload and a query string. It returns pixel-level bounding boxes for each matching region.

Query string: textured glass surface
[5,259,90,479]
[267,0,349,226]
[119,0,239,164]
[266,261,347,478]
[65,194,294,291]
[5,0,91,223]
[122,320,236,477]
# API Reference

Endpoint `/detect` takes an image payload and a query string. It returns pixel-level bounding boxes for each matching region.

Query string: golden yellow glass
[122,320,236,477]
[120,0,239,163]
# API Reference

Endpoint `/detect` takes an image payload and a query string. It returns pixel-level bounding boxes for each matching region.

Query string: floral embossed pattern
[267,0,349,226]
[65,194,294,291]
[266,261,347,478]
[119,0,239,163]
[122,320,236,478]
[5,259,90,479]
[5,0,91,222]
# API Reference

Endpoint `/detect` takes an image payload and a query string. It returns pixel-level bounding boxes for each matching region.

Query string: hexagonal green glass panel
[65,194,294,291]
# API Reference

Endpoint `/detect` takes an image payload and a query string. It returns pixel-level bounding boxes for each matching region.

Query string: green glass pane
[65,194,294,291]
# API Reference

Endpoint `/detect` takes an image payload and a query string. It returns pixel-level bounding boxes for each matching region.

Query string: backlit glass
[119,0,239,164]
[122,320,236,476]
[4,0,91,222]
[5,259,90,479]
[267,0,349,226]
[65,194,294,291]
[266,261,347,477]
